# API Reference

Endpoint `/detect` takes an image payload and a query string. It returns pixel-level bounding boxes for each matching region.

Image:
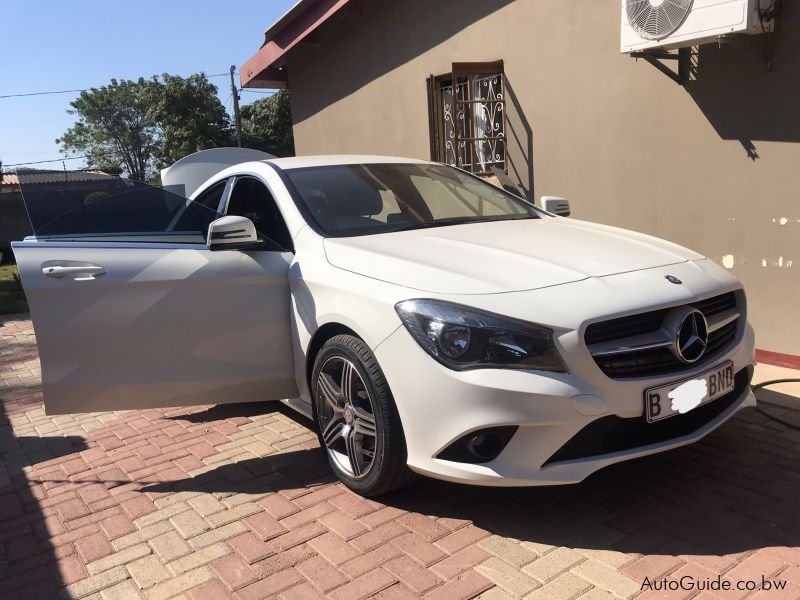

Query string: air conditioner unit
[620,0,775,53]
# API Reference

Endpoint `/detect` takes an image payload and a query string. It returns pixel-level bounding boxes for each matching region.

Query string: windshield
[283,163,540,237]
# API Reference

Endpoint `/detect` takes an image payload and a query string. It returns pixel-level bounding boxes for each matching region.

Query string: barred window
[427,61,506,175]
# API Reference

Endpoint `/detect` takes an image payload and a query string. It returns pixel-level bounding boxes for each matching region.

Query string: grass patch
[0,264,28,315]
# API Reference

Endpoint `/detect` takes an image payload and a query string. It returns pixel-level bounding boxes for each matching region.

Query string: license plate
[644,361,735,423]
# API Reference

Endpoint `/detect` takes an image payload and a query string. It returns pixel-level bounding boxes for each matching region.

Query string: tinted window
[194,180,228,212]
[284,163,537,237]
[226,177,293,251]
[16,171,219,244]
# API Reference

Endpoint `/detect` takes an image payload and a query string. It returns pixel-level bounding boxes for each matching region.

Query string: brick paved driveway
[1,315,799,599]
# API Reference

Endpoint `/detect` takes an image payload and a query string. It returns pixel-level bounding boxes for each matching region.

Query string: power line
[1,156,89,167]
[0,89,87,99]
[0,72,236,100]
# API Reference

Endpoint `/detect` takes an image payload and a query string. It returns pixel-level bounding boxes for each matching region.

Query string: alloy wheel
[316,356,377,479]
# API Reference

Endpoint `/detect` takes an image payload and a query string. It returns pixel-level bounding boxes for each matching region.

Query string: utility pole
[230,65,242,147]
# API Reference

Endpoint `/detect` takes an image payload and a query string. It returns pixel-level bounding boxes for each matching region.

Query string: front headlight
[395,299,567,372]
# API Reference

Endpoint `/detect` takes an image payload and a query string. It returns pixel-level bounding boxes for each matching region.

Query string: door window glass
[16,170,220,244]
[226,176,293,251]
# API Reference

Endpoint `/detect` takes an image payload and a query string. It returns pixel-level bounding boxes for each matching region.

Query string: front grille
[543,365,752,465]
[586,292,740,379]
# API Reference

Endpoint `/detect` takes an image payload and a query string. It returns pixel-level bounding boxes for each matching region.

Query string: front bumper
[374,315,756,487]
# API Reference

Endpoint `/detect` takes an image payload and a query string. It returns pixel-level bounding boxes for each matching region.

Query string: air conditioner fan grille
[626,0,693,40]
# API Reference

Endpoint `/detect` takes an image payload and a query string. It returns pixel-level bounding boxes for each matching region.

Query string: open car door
[12,171,297,414]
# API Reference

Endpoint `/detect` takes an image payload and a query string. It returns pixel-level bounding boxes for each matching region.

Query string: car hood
[323,218,705,294]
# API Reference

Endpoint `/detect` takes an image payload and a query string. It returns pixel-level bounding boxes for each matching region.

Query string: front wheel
[311,335,413,496]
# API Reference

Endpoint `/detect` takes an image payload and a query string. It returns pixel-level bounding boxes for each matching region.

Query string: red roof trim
[240,0,353,89]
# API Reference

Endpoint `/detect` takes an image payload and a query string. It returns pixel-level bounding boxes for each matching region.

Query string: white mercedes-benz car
[13,153,755,496]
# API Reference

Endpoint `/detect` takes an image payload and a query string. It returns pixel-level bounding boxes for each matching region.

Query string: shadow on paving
[146,401,800,562]
[0,385,88,595]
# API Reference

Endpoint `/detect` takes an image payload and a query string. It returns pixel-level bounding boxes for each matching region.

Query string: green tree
[145,73,231,167]
[240,90,295,157]
[58,74,232,181]
[58,79,158,181]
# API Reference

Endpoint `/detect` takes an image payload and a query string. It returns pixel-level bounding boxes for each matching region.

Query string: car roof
[263,155,437,170]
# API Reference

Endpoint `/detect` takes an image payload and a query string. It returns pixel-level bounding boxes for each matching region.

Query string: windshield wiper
[388,214,532,233]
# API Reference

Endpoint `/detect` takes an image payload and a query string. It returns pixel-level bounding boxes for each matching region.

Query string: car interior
[226,176,294,252]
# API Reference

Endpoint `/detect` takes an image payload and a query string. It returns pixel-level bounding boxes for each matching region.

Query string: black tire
[311,334,414,496]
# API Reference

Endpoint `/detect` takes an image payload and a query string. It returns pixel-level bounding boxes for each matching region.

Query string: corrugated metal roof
[1,170,118,187]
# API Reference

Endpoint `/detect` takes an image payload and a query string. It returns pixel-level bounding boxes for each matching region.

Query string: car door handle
[43,265,106,280]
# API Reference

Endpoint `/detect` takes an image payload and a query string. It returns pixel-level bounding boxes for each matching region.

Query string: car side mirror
[207,216,262,251]
[541,196,570,217]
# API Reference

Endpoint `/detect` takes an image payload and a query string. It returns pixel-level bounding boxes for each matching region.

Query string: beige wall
[285,0,800,355]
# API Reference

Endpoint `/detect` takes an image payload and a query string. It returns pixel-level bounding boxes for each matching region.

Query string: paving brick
[167,541,231,575]
[185,579,235,600]
[86,543,152,575]
[258,492,301,519]
[228,531,273,564]
[133,500,191,528]
[205,502,262,527]
[252,543,316,578]
[188,521,248,550]
[385,554,444,594]
[398,513,451,543]
[527,572,595,600]
[211,553,258,590]
[524,547,586,583]
[144,566,214,600]
[98,514,136,541]
[572,559,641,599]
[296,554,349,593]
[236,567,305,600]
[110,521,172,551]
[308,531,360,566]
[435,525,489,554]
[149,531,192,562]
[169,509,210,539]
[126,554,170,589]
[359,506,407,529]
[423,569,493,600]
[477,556,541,596]
[431,545,490,580]
[75,531,114,563]
[58,552,89,585]
[349,521,408,554]
[319,508,368,541]
[120,496,156,521]
[327,491,380,519]
[187,494,226,517]
[265,521,327,553]
[243,511,286,541]
[279,501,334,529]
[622,554,684,582]
[481,535,540,569]
[328,568,397,600]
[57,498,91,522]
[278,581,326,600]
[59,565,129,599]
[391,531,448,567]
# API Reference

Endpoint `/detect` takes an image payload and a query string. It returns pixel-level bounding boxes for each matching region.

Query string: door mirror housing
[541,196,570,217]
[207,216,263,251]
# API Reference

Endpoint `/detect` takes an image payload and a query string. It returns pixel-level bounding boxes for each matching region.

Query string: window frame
[427,60,507,176]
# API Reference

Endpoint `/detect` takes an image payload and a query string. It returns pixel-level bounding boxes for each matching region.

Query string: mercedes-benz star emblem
[665,275,682,285]
[674,309,708,363]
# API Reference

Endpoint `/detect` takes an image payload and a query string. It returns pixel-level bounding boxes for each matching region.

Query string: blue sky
[0,0,296,170]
